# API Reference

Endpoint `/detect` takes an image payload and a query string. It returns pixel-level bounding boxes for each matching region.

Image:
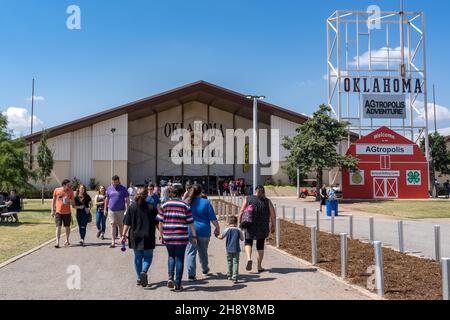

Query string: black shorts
[245,238,265,251]
[55,214,72,227]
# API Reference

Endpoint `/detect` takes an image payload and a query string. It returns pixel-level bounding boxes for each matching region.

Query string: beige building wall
[93,160,127,187]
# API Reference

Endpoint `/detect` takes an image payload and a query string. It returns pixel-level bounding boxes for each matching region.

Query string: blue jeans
[76,211,89,240]
[166,245,187,287]
[133,249,154,280]
[96,209,106,233]
[186,237,210,278]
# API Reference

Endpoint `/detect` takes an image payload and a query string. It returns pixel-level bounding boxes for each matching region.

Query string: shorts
[108,210,125,225]
[55,214,72,227]
[244,238,265,251]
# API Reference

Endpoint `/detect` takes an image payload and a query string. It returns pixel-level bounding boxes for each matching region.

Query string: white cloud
[26,96,45,102]
[351,46,409,67]
[415,101,450,123]
[2,107,44,136]
[323,71,348,81]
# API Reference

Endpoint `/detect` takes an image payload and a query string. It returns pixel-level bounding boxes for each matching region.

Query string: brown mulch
[267,221,443,300]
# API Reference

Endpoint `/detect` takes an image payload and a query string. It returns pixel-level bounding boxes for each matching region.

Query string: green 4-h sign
[406,170,422,186]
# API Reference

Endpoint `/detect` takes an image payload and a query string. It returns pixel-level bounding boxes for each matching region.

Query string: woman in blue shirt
[184,184,220,281]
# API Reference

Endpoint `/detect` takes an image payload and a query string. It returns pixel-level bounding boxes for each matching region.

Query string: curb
[266,244,384,301]
[0,227,78,270]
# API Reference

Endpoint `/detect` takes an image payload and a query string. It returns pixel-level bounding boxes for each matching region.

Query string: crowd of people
[49,176,276,292]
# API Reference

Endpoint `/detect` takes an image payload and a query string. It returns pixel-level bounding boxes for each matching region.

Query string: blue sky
[1,0,449,136]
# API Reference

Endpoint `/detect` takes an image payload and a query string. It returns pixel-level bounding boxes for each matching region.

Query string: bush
[22,189,54,199]
[89,178,100,191]
[264,178,276,187]
[71,177,81,192]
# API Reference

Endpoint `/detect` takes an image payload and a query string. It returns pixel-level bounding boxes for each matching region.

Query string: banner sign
[363,94,406,119]
[356,144,414,155]
[371,171,400,177]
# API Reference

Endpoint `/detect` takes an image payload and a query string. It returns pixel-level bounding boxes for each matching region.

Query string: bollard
[398,221,405,254]
[349,215,354,240]
[435,225,441,262]
[303,208,307,227]
[282,206,286,220]
[276,218,281,248]
[292,207,296,223]
[442,258,450,301]
[373,241,385,297]
[340,233,348,279]
[369,217,375,243]
[316,210,320,232]
[311,226,318,265]
[331,211,335,235]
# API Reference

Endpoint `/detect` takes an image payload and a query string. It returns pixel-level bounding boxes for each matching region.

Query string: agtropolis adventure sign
[363,94,406,119]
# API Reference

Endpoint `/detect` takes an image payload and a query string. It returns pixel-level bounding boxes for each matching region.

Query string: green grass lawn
[0,200,76,263]
[345,200,450,219]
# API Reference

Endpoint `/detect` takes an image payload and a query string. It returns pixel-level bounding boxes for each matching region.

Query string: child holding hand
[217,216,244,283]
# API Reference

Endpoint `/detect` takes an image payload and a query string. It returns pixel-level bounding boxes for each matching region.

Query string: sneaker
[188,277,197,282]
[136,280,142,286]
[54,245,60,249]
[97,231,102,239]
[101,233,105,240]
[79,240,84,247]
[232,279,238,284]
[167,279,175,289]
[173,285,183,292]
[140,272,148,288]
[202,268,211,275]
[227,276,232,280]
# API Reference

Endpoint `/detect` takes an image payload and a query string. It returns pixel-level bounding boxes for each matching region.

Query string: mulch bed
[267,221,443,300]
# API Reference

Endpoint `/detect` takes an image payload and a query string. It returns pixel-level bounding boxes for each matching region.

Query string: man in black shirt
[5,189,21,223]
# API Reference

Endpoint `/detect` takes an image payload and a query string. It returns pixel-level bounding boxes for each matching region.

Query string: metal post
[435,225,441,261]
[311,226,318,265]
[369,217,375,243]
[398,221,405,254]
[297,168,300,198]
[316,210,320,232]
[303,208,307,227]
[373,241,385,297]
[331,211,335,235]
[292,207,296,223]
[252,98,258,193]
[349,215,354,240]
[340,233,348,279]
[282,206,286,220]
[442,258,450,301]
[276,218,281,248]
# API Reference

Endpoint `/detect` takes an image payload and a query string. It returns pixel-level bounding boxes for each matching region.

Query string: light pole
[246,95,265,194]
[111,128,116,178]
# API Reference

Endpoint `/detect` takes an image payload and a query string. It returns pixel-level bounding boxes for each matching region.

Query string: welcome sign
[363,94,406,119]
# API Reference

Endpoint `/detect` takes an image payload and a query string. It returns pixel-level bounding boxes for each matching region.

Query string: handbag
[240,204,254,229]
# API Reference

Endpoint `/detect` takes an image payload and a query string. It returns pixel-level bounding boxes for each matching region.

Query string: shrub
[89,178,100,191]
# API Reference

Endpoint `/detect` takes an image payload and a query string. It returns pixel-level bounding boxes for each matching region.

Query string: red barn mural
[343,127,429,199]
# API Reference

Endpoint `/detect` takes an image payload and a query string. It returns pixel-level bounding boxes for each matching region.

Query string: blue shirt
[222,227,243,254]
[146,194,160,208]
[188,197,217,238]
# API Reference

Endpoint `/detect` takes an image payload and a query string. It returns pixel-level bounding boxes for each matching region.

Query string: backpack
[239,204,254,229]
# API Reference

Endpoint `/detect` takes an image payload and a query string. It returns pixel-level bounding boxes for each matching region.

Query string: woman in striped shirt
[157,184,198,292]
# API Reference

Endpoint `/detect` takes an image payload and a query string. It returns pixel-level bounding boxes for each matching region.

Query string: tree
[420,132,450,196]
[36,130,54,204]
[0,113,35,192]
[283,104,359,200]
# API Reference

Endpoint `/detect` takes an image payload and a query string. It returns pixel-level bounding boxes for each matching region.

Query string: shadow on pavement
[268,267,318,274]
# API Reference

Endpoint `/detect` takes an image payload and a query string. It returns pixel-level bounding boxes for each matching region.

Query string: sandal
[258,268,267,273]
[246,260,253,271]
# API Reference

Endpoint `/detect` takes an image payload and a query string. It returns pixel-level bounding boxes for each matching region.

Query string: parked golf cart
[298,179,318,199]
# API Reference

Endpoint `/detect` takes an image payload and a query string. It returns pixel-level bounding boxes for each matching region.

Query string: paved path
[270,197,450,259]
[0,224,370,300]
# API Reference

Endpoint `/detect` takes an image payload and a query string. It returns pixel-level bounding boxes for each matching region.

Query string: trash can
[326,199,339,217]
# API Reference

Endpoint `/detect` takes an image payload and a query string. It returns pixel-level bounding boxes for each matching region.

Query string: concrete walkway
[0,224,371,300]
[271,197,450,259]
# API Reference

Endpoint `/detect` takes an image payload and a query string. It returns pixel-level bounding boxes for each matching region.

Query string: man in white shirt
[127,182,138,204]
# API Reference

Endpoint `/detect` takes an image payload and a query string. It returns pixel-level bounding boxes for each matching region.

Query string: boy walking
[217,216,243,283]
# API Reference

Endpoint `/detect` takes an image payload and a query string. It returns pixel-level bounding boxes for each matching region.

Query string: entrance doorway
[373,178,398,199]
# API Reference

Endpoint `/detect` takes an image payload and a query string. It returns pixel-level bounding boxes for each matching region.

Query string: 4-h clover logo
[407,171,421,185]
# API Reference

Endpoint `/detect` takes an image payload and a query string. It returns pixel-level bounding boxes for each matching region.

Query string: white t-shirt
[127,187,138,203]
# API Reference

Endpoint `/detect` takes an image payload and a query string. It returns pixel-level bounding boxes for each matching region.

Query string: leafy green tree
[420,132,450,196]
[0,113,35,192]
[36,130,54,204]
[283,104,359,200]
